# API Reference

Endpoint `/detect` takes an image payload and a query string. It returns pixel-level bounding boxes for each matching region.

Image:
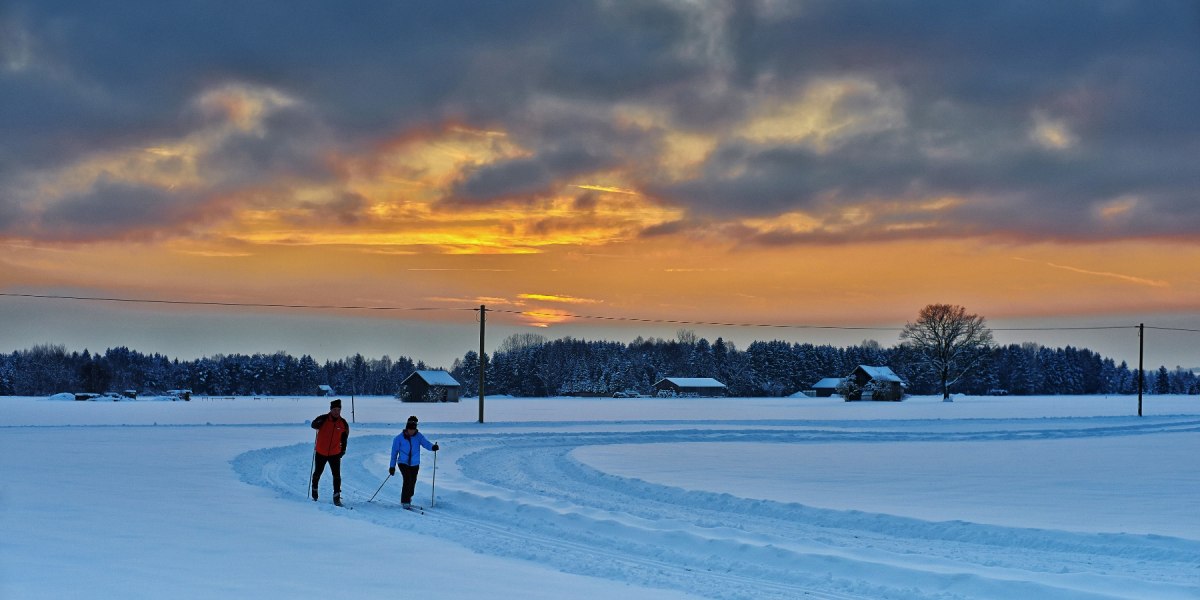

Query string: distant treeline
[1,335,1196,397]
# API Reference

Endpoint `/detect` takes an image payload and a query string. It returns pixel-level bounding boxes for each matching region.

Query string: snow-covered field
[2,394,1198,599]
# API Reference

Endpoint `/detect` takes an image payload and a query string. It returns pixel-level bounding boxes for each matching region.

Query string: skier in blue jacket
[389,415,438,508]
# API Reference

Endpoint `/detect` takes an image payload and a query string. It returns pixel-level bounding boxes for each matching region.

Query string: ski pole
[367,473,392,503]
[306,430,317,499]
[307,451,315,498]
[427,446,436,506]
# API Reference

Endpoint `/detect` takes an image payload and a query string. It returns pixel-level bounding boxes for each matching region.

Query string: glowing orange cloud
[572,184,640,196]
[519,308,576,327]
[518,293,601,304]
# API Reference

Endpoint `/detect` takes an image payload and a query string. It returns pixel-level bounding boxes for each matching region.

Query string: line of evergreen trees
[0,345,428,397]
[450,335,1198,397]
[3,333,1195,397]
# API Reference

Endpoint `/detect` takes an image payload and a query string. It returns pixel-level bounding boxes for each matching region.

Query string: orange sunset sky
[2,2,1198,368]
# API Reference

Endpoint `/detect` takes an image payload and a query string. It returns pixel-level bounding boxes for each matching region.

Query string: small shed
[846,365,905,401]
[400,370,462,403]
[317,384,335,397]
[810,377,844,398]
[653,377,727,397]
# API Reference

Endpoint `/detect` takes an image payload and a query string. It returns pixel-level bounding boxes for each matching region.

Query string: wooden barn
[653,377,727,397]
[810,377,844,397]
[845,365,906,401]
[400,370,462,403]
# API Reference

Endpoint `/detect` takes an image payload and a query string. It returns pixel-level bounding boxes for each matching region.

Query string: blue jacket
[390,430,433,468]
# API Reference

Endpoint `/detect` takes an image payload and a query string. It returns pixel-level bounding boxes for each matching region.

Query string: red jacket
[312,413,349,457]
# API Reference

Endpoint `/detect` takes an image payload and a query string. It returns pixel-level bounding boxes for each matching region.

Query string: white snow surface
[2,394,1198,599]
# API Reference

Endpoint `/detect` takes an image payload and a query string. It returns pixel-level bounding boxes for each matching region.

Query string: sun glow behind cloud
[1030,110,1077,151]
[16,97,684,255]
[193,121,684,254]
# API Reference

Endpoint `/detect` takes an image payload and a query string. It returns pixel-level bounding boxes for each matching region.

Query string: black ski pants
[398,463,420,504]
[312,453,342,496]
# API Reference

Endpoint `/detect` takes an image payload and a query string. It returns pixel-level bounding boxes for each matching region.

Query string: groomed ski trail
[234,418,1200,600]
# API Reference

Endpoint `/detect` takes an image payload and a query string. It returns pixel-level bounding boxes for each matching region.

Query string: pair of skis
[363,474,428,513]
[312,495,354,510]
[314,495,421,513]
[366,444,438,513]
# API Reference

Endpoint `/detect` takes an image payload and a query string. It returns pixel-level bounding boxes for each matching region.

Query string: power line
[0,292,472,313]
[489,308,1145,333]
[1145,325,1200,333]
[1,292,1192,335]
[990,325,1138,332]
[487,308,900,331]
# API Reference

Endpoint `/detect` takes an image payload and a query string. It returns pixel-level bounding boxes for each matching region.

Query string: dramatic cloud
[1,0,1197,249]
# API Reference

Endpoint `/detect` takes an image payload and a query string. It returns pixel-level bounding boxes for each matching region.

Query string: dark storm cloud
[646,0,1200,242]
[445,145,621,206]
[0,1,534,171]
[3,0,698,136]
[32,176,211,241]
[443,108,664,206]
[290,192,371,227]
[2,0,1198,244]
[639,219,693,238]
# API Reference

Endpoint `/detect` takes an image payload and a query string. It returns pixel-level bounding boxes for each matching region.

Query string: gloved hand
[389,466,395,476]
[432,443,440,452]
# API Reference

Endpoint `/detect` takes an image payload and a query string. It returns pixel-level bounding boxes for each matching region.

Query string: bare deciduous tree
[676,329,698,346]
[900,304,995,401]
[497,333,548,354]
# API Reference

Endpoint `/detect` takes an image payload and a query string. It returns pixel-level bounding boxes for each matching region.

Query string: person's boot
[311,486,318,502]
[333,493,343,507]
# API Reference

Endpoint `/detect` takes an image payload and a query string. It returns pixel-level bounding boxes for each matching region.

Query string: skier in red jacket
[311,399,349,506]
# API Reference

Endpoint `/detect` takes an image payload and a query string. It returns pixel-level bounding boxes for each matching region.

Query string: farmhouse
[845,365,906,401]
[400,370,462,403]
[653,377,727,397]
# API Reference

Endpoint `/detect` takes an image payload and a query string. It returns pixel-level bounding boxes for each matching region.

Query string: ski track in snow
[233,419,1200,600]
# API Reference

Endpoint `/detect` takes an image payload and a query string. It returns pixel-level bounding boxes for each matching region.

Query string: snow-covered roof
[657,377,727,388]
[857,365,902,383]
[406,370,461,387]
[812,377,844,388]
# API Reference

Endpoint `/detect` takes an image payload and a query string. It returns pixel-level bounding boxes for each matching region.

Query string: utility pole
[1138,323,1144,417]
[478,304,486,424]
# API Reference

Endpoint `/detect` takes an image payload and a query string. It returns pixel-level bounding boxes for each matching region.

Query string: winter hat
[406,415,419,429]
[330,399,342,409]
